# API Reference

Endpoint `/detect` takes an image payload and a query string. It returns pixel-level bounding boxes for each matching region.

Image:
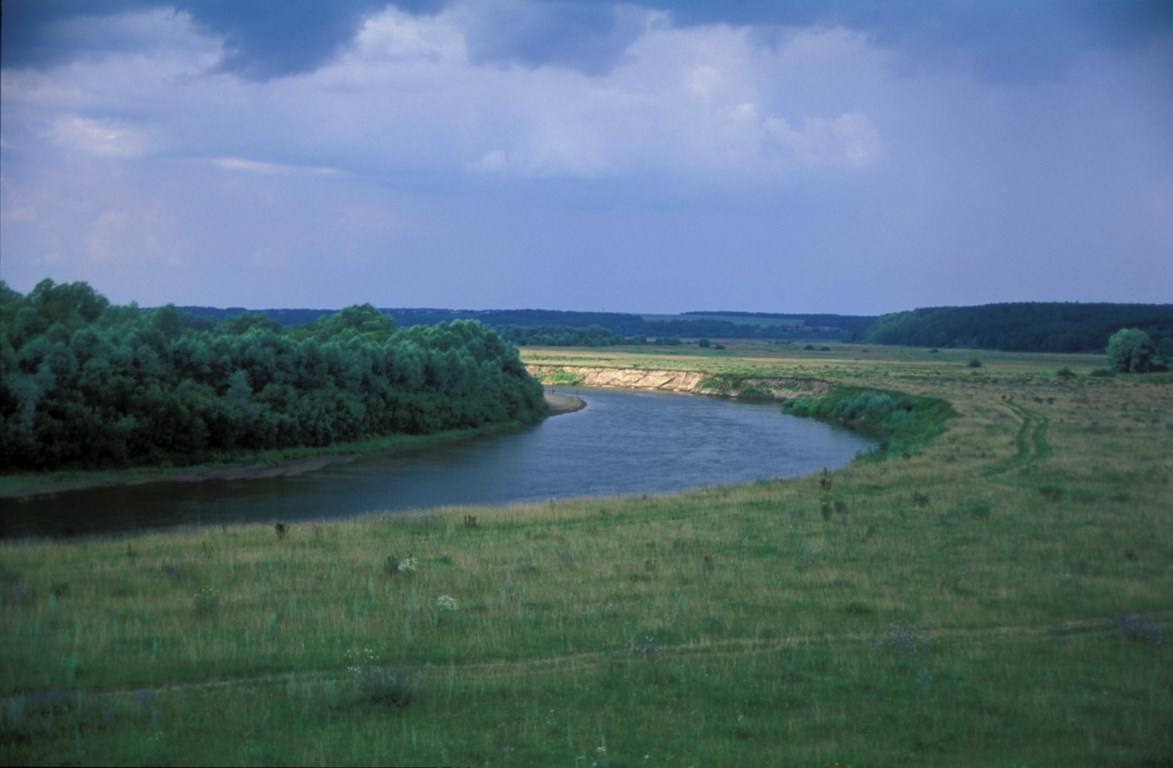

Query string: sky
[1,1,1172,314]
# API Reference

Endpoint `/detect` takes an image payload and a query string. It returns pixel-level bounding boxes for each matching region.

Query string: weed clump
[1114,614,1165,645]
[875,625,918,655]
[385,555,418,576]
[629,635,664,660]
[360,667,418,707]
[1039,485,1063,502]
[192,587,219,618]
[346,649,418,707]
[943,498,992,524]
[1,568,32,606]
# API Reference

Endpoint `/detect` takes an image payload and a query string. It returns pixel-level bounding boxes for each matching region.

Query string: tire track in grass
[10,612,1168,701]
[983,402,1049,478]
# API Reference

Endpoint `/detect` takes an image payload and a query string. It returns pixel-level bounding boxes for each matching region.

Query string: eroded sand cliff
[527,365,828,400]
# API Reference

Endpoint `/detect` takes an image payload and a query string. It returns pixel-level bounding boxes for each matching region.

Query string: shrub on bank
[782,386,956,458]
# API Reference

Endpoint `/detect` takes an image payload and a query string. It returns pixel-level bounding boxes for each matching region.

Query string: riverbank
[542,389,587,414]
[0,421,532,500]
[1,393,588,500]
[527,363,829,400]
[2,343,1170,765]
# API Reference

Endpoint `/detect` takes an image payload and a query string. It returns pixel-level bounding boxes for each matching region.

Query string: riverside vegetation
[2,340,1172,765]
[0,280,547,474]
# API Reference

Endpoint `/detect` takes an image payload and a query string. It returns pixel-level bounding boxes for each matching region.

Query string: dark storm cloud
[1,0,439,78]
[476,0,1173,81]
[623,0,1173,82]
[4,0,1170,81]
[461,1,646,76]
[457,0,1173,80]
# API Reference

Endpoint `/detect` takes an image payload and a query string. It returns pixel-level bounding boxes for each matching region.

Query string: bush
[781,386,956,458]
[966,358,982,368]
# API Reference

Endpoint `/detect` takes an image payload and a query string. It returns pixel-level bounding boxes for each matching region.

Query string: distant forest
[861,303,1173,354]
[0,281,546,471]
[176,307,875,343]
[172,303,1173,354]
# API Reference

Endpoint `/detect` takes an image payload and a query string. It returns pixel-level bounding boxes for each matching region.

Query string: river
[0,387,874,538]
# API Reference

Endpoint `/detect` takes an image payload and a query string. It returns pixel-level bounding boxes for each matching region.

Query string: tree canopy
[0,280,546,471]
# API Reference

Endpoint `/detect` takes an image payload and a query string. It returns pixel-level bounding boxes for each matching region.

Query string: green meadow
[2,342,1171,766]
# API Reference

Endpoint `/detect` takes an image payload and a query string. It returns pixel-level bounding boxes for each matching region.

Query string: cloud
[50,115,155,157]
[187,0,402,79]
[455,0,656,75]
[1,0,1170,312]
[4,0,1170,84]
[764,113,881,168]
[0,0,429,79]
[652,0,1173,84]
[211,156,340,176]
[468,149,509,173]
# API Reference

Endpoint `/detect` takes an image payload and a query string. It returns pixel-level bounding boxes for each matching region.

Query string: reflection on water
[0,387,874,538]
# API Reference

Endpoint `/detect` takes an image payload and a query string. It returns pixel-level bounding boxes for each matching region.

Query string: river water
[0,387,874,539]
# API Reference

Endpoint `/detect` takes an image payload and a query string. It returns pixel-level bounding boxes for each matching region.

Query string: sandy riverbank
[543,390,587,414]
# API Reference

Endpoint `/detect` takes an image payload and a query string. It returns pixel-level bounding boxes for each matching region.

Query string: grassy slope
[2,341,1171,766]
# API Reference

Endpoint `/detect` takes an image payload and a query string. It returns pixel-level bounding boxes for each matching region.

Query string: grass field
[2,341,1171,766]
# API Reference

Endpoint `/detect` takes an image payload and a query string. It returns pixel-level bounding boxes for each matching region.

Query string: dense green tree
[1107,328,1158,373]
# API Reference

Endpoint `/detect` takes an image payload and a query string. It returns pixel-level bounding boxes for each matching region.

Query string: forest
[0,280,546,471]
[496,324,641,346]
[860,302,1173,353]
[177,306,871,341]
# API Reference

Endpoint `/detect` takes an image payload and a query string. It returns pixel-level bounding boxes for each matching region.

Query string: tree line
[859,303,1173,354]
[0,280,547,471]
[176,306,870,341]
[498,324,643,347]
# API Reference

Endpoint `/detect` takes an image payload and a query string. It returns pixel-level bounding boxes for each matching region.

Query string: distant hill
[859,303,1173,354]
[175,307,873,341]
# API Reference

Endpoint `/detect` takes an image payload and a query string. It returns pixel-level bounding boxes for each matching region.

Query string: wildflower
[435,594,459,611]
